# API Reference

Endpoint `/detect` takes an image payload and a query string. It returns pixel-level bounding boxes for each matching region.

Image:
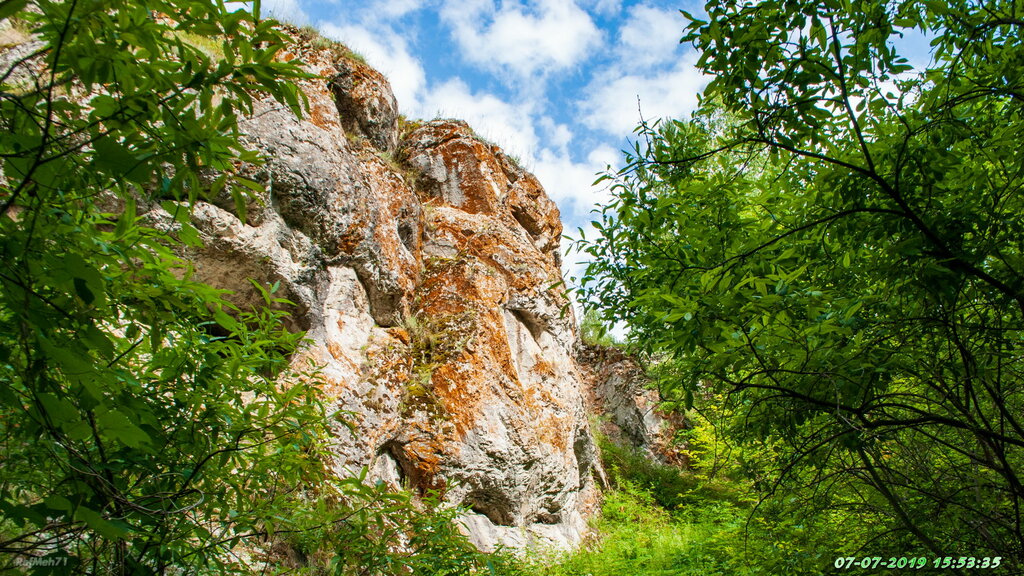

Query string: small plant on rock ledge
[400,310,476,417]
[579,308,619,348]
[398,114,424,140]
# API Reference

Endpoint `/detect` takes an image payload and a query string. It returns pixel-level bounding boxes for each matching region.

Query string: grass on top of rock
[398,114,425,139]
[173,21,367,67]
[293,24,367,65]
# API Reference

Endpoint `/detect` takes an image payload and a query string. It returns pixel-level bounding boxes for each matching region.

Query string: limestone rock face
[178,31,602,552]
[329,57,400,154]
[578,346,686,466]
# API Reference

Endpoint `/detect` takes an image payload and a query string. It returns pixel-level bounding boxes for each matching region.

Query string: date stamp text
[834,556,1003,570]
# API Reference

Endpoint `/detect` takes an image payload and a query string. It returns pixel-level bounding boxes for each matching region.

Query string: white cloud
[533,148,613,226]
[538,116,573,155]
[318,23,427,113]
[260,0,311,25]
[415,79,540,158]
[587,143,621,169]
[618,4,686,67]
[378,0,428,18]
[441,0,602,78]
[579,53,707,135]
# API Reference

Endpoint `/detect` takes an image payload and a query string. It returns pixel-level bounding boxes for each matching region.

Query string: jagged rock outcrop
[174,30,602,551]
[578,345,687,466]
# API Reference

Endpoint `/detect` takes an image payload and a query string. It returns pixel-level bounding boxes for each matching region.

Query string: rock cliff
[177,30,603,551]
[578,345,688,466]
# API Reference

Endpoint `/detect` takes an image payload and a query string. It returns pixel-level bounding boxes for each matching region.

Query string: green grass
[293,24,367,65]
[507,480,829,576]
[540,483,703,576]
[499,437,838,576]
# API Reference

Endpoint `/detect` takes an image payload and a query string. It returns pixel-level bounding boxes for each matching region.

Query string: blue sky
[259,0,709,278]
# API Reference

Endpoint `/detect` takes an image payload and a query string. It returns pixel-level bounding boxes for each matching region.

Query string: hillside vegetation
[577,0,1024,572]
[2,0,1023,574]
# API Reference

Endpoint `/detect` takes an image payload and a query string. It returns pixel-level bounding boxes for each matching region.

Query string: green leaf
[75,506,129,540]
[37,392,78,424]
[214,308,238,331]
[43,495,73,513]
[93,137,147,183]
[73,277,95,304]
[0,0,30,21]
[178,222,201,246]
[95,407,151,448]
[38,337,93,377]
[64,253,107,309]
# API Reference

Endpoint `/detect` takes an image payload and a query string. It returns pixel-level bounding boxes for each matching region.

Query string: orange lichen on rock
[423,206,563,299]
[405,121,512,216]
[182,33,607,552]
[308,100,341,130]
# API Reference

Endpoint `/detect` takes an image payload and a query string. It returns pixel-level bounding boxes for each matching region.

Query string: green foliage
[266,472,527,576]
[0,1,320,572]
[547,483,696,576]
[578,309,617,348]
[597,433,698,511]
[398,114,425,141]
[512,429,845,576]
[577,0,1024,568]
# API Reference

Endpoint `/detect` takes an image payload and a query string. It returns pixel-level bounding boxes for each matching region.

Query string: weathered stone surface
[0,19,44,93]
[177,38,604,552]
[405,121,506,215]
[329,57,400,154]
[578,345,687,465]
[234,48,420,327]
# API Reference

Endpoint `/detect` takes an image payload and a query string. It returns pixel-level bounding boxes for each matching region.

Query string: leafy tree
[578,0,1024,568]
[579,309,618,348]
[0,1,330,573]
